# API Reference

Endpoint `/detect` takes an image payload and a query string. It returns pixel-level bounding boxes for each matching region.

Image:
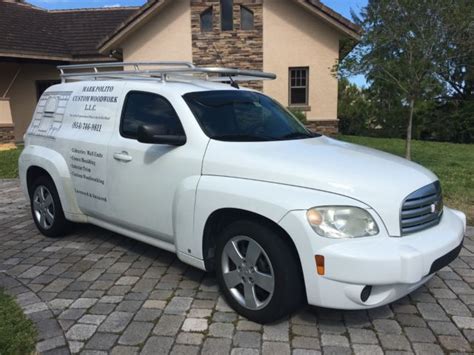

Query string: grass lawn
[0,146,22,179]
[339,135,474,225]
[0,289,37,354]
[1,138,472,224]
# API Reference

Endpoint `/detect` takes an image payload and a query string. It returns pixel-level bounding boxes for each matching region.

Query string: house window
[240,6,254,30]
[200,7,213,32]
[220,0,233,31]
[289,67,309,106]
[36,80,60,100]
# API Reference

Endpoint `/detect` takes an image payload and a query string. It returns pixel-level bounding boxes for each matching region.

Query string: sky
[28,0,368,86]
[28,0,367,17]
[322,0,367,87]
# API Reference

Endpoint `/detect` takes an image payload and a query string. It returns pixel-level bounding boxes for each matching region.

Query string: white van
[19,62,466,323]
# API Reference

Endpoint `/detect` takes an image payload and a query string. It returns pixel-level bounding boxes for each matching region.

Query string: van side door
[104,88,204,243]
[64,83,125,220]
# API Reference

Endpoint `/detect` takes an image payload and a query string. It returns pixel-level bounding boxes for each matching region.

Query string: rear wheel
[215,219,305,323]
[30,175,69,238]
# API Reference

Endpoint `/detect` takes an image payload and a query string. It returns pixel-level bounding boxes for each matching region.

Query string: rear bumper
[18,151,30,199]
[279,207,465,309]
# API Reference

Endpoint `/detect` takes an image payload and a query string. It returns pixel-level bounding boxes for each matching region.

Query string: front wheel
[215,219,305,324]
[30,175,69,238]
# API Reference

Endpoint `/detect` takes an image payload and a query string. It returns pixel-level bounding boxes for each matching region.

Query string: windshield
[183,90,318,142]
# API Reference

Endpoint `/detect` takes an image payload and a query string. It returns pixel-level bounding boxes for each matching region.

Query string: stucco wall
[0,98,13,125]
[122,0,192,62]
[0,98,15,143]
[263,0,341,122]
[0,62,59,141]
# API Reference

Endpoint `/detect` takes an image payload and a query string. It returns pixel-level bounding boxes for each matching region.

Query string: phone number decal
[72,121,103,132]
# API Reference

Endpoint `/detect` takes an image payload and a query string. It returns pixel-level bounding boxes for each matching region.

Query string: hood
[202,136,438,236]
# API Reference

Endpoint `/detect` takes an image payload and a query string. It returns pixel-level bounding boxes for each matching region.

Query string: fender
[178,175,371,269]
[19,144,87,223]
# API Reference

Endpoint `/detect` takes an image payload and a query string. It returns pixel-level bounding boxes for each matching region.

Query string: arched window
[240,6,254,30]
[220,0,233,31]
[200,7,213,32]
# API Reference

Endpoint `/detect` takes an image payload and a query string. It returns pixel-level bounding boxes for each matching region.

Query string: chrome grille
[401,181,443,235]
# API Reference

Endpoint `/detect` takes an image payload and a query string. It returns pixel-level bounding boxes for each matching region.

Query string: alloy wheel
[32,185,55,230]
[221,236,275,310]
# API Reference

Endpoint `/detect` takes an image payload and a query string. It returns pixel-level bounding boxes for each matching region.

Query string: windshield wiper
[279,132,316,140]
[211,134,271,142]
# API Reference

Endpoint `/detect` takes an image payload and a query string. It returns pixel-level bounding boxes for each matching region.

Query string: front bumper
[279,207,465,309]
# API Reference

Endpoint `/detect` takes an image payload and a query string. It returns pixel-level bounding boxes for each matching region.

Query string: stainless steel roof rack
[57,61,276,83]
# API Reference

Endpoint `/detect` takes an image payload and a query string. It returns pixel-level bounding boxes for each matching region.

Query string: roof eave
[0,51,118,63]
[294,0,361,41]
[0,51,72,62]
[98,0,169,54]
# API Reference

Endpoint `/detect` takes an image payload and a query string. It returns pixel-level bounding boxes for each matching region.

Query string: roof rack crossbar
[58,61,276,83]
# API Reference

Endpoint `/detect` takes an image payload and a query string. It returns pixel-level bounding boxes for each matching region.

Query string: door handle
[113,151,133,162]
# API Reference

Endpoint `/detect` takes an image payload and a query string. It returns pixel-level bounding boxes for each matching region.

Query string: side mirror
[137,124,186,146]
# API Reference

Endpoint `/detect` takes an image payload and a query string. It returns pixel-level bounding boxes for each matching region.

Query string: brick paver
[0,179,473,354]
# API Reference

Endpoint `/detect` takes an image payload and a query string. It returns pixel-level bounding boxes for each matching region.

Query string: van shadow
[62,223,417,327]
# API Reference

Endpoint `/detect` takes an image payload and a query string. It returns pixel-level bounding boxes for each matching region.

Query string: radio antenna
[212,43,240,89]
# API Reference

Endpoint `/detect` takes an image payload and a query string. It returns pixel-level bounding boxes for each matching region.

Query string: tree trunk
[405,98,415,160]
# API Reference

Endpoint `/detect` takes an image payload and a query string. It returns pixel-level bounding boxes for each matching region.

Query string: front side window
[289,67,309,106]
[220,0,233,31]
[183,90,316,142]
[200,7,213,32]
[240,6,254,30]
[121,91,184,139]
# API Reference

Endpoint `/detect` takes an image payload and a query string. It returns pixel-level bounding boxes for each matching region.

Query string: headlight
[306,206,379,239]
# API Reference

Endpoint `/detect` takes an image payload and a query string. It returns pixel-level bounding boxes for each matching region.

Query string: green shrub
[288,108,307,124]
[417,100,474,144]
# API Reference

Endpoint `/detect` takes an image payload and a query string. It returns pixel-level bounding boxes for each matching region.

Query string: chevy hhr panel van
[19,62,466,323]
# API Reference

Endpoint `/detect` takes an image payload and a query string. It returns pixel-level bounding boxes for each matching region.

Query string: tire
[30,175,69,238]
[215,219,305,324]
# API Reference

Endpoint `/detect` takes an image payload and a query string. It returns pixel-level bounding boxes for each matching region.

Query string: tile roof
[0,0,361,62]
[305,0,361,35]
[0,1,138,61]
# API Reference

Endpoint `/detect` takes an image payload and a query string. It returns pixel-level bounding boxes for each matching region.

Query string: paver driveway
[0,179,473,355]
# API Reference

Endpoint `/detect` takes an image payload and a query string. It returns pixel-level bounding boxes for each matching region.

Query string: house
[0,0,360,143]
[0,0,137,142]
